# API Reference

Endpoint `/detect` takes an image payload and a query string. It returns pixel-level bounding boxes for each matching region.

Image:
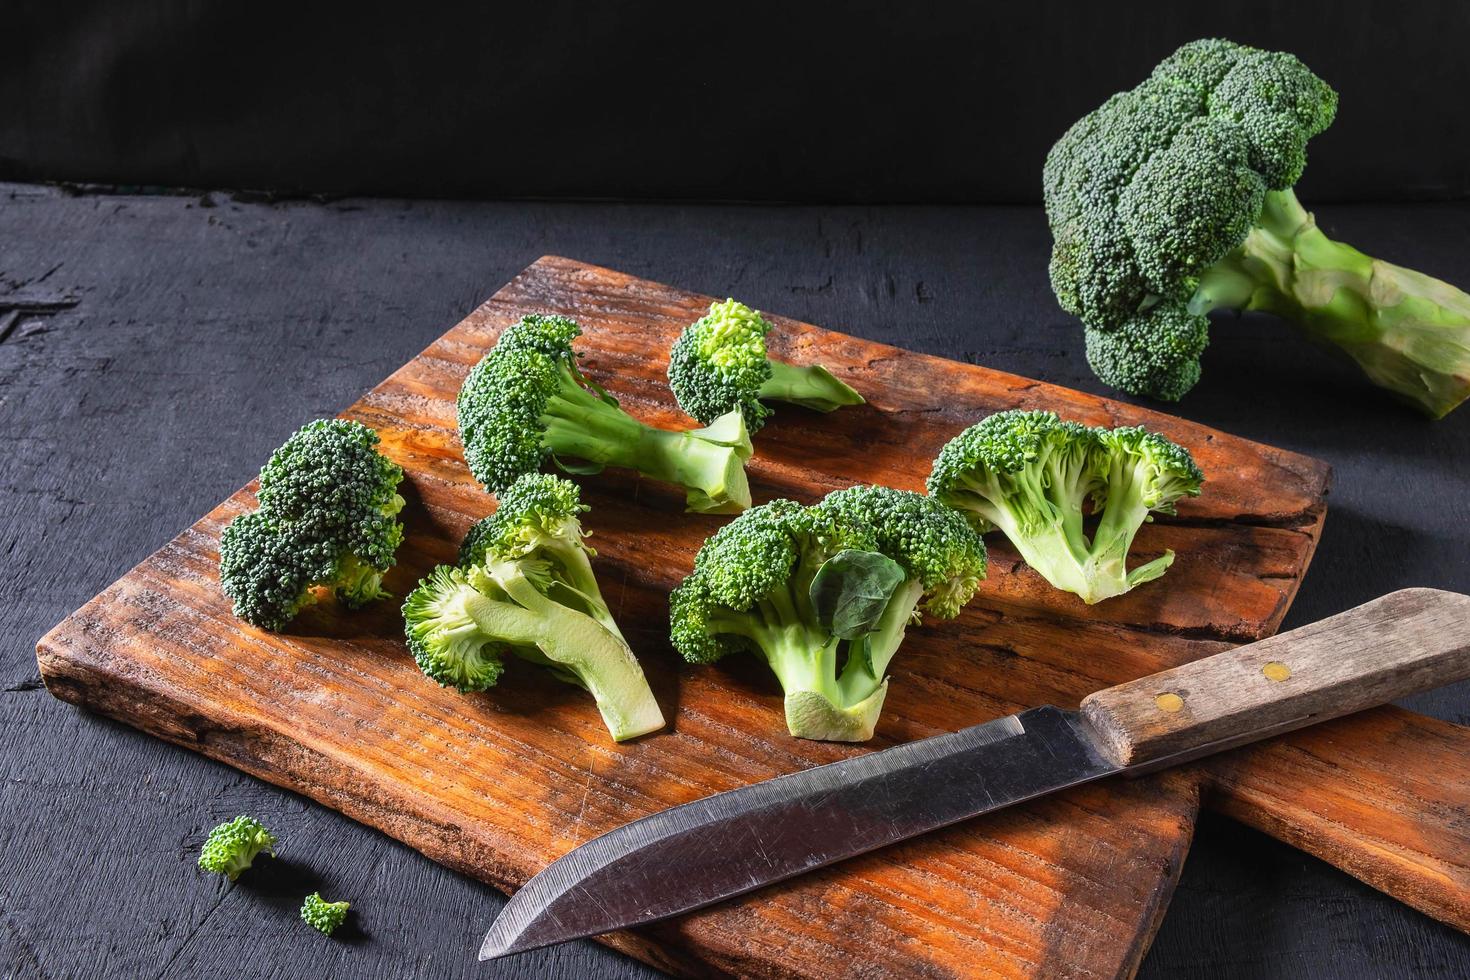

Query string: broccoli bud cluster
[197,815,277,881]
[219,418,405,630]
[667,299,864,432]
[1044,38,1336,400]
[1045,38,1470,416]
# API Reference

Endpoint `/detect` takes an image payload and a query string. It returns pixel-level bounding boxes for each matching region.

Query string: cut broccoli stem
[761,619,881,743]
[713,586,886,743]
[999,519,1099,600]
[486,561,665,741]
[539,369,751,514]
[760,621,842,710]
[535,539,625,642]
[634,422,753,516]
[1194,188,1470,418]
[758,359,866,412]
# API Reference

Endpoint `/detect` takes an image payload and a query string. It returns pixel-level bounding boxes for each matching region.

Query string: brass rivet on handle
[1262,661,1292,682]
[1154,692,1184,713]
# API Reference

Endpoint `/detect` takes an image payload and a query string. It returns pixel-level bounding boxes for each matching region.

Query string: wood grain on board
[35,256,1470,976]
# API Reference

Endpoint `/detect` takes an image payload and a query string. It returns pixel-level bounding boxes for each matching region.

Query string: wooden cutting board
[36,257,1470,978]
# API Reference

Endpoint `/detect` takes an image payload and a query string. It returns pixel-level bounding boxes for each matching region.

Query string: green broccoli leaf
[809,550,906,640]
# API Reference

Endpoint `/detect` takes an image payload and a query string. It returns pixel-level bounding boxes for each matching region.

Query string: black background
[4,2,1470,978]
[3,0,1468,202]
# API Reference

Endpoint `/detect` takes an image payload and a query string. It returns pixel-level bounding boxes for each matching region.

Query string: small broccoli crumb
[198,815,276,881]
[300,892,350,936]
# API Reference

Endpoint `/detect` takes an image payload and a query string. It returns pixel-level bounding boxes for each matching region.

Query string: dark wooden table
[3,182,1468,979]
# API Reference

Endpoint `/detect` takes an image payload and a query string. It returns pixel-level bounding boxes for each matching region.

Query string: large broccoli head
[1044,39,1336,400]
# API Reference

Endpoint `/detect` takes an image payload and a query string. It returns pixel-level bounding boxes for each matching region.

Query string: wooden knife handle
[1080,589,1470,769]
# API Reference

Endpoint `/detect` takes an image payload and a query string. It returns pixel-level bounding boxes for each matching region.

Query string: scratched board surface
[34,256,1470,977]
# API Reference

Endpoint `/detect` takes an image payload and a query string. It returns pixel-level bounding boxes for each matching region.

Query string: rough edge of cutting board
[26,254,1372,979]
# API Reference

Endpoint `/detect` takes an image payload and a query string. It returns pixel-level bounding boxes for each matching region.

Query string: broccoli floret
[458,472,624,642]
[402,474,664,741]
[815,485,988,620]
[258,418,406,540]
[198,815,276,881]
[219,513,336,630]
[300,893,350,936]
[1046,38,1470,417]
[401,565,511,692]
[669,490,985,742]
[927,410,1202,604]
[218,419,405,629]
[667,299,864,431]
[458,314,754,514]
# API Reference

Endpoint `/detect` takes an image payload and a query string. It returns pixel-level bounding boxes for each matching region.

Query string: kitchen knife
[481,588,1470,959]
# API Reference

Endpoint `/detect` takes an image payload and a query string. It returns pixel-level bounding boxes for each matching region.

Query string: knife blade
[481,588,1470,960]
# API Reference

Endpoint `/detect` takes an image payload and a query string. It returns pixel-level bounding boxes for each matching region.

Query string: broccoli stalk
[403,474,665,742]
[457,478,620,642]
[758,359,865,413]
[667,299,863,432]
[929,416,1103,601]
[481,556,664,739]
[536,366,753,514]
[670,489,986,742]
[459,314,752,514]
[928,411,1203,605]
[1191,188,1470,417]
[693,536,894,742]
[1046,38,1470,417]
